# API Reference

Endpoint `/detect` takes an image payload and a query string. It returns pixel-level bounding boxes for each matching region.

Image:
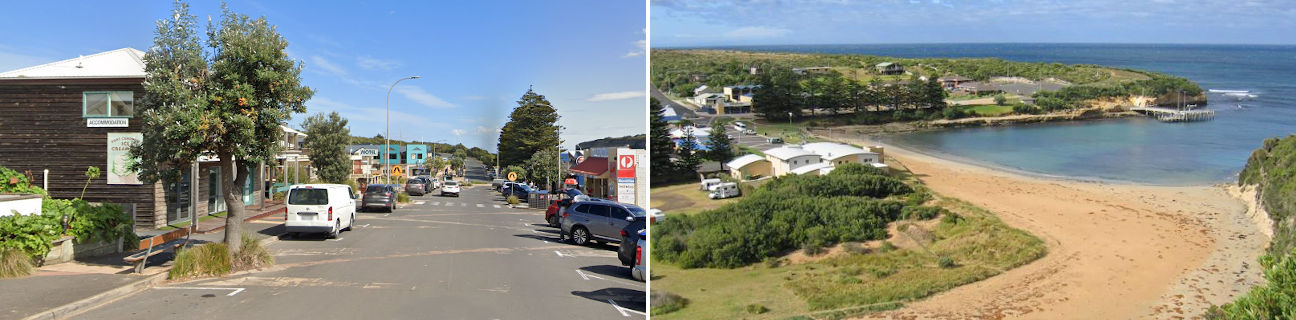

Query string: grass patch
[755,121,811,145]
[960,104,1014,117]
[0,247,33,279]
[232,233,273,271]
[650,183,739,214]
[397,193,411,204]
[737,146,765,157]
[169,243,231,280]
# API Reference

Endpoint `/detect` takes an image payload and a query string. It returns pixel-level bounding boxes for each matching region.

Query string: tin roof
[0,48,146,80]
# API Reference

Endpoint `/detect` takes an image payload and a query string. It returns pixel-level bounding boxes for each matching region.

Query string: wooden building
[0,48,266,229]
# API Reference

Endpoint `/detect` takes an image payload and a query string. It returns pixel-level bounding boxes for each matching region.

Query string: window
[83,91,133,117]
[588,205,610,217]
[609,207,630,220]
[288,188,329,205]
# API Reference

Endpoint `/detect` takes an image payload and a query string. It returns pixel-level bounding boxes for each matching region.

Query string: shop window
[83,91,133,117]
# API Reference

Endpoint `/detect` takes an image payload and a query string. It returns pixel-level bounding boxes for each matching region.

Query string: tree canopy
[302,111,350,184]
[498,88,559,167]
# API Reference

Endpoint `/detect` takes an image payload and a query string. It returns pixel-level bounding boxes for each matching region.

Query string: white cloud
[623,39,647,58]
[451,129,466,136]
[356,56,401,71]
[476,126,495,134]
[395,86,455,108]
[586,90,645,102]
[724,26,792,39]
[309,56,347,76]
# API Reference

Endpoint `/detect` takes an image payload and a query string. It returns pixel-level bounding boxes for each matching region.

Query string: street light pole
[386,76,420,185]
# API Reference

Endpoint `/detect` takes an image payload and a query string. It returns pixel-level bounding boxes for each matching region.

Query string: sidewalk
[0,204,289,320]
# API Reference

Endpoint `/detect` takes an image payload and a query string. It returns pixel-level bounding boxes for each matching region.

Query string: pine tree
[132,2,313,253]
[753,68,801,121]
[649,98,679,186]
[705,124,735,163]
[498,88,559,167]
[677,130,703,178]
[302,111,351,184]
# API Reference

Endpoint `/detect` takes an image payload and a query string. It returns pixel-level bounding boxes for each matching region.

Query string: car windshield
[626,207,647,217]
[365,185,388,194]
[288,188,329,205]
[444,181,458,186]
[406,179,420,184]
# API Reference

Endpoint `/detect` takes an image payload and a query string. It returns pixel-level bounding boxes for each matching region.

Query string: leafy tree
[994,94,1008,106]
[301,111,350,184]
[676,130,703,177]
[650,98,680,186]
[524,148,560,188]
[705,124,735,162]
[498,88,559,167]
[132,2,313,253]
[752,68,801,121]
[503,165,527,183]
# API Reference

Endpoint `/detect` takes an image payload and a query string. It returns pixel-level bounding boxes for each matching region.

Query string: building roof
[876,62,897,68]
[723,84,760,90]
[790,162,831,175]
[692,85,709,95]
[763,146,816,161]
[802,142,873,160]
[669,126,711,138]
[280,125,307,137]
[569,157,609,176]
[0,48,146,80]
[726,154,767,169]
[938,75,971,82]
[347,144,381,154]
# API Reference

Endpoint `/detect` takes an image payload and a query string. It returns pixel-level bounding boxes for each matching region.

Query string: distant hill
[575,134,646,150]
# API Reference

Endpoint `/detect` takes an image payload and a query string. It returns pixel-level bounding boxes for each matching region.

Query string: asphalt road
[74,186,645,319]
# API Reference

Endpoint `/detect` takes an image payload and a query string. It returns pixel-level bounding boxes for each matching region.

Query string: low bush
[506,195,520,205]
[0,247,33,278]
[901,206,944,220]
[746,304,771,314]
[169,243,231,279]
[233,233,273,271]
[651,291,689,315]
[397,193,411,204]
[938,256,957,268]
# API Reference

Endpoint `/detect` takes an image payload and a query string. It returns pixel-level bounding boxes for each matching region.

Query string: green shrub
[64,200,136,245]
[397,193,410,204]
[507,195,520,205]
[169,243,231,279]
[842,242,870,255]
[233,233,273,271]
[0,210,62,261]
[938,256,957,268]
[901,206,944,220]
[746,304,771,314]
[0,247,33,278]
[0,166,47,195]
[651,291,689,315]
[941,212,962,225]
[879,241,897,253]
[1206,249,1296,319]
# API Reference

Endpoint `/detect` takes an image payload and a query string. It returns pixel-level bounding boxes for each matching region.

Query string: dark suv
[361,184,398,212]
[559,200,645,245]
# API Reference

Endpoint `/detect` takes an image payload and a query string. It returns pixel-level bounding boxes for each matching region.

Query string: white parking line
[554,250,566,257]
[576,269,605,280]
[607,299,646,317]
[413,201,426,205]
[444,202,454,207]
[156,287,246,296]
[461,202,468,207]
[431,201,440,206]
[494,205,501,208]
[476,204,484,208]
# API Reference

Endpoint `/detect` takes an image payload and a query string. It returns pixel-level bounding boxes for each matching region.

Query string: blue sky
[0,1,646,152]
[652,0,1296,47]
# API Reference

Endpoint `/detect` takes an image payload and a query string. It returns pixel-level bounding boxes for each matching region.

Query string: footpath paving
[0,204,287,320]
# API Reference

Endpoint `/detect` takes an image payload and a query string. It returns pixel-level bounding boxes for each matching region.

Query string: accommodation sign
[107,133,143,185]
[87,118,128,127]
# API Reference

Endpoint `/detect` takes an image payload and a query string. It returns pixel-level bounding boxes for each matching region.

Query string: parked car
[708,182,740,199]
[732,121,748,132]
[631,230,646,281]
[767,137,784,144]
[560,200,646,245]
[440,181,461,197]
[285,184,357,238]
[618,214,646,266]
[502,182,535,201]
[361,184,398,212]
[404,179,427,196]
[544,188,585,227]
[415,176,434,193]
[491,179,507,190]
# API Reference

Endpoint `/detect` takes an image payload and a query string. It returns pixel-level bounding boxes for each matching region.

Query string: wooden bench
[123,238,188,274]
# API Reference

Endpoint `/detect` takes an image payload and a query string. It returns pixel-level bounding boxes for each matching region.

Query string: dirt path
[832,138,1267,320]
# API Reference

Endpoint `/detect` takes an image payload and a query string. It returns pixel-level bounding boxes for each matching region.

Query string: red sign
[617,154,635,178]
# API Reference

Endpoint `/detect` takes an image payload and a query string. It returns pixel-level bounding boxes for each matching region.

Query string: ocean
[712,43,1296,185]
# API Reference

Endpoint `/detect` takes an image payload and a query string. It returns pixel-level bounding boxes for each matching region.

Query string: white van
[700,178,723,191]
[732,121,748,132]
[285,184,357,238]
[708,182,741,199]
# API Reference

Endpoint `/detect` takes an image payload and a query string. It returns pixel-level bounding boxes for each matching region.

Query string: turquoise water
[715,44,1296,185]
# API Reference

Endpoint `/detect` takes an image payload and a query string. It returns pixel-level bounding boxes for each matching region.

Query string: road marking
[461,202,468,207]
[445,202,454,207]
[494,205,501,208]
[608,299,646,317]
[576,269,605,281]
[476,204,484,208]
[156,287,245,296]
[431,202,440,206]
[554,250,566,257]
[360,224,370,228]
[328,237,344,242]
[414,201,426,205]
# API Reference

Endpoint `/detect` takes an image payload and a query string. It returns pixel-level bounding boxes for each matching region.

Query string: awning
[569,157,609,177]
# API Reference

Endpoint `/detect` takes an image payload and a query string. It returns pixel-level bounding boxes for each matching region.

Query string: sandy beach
[827,135,1270,320]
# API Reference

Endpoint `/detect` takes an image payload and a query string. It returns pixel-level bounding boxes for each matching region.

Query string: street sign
[507,172,517,182]
[617,154,635,178]
[617,177,635,204]
[392,165,404,177]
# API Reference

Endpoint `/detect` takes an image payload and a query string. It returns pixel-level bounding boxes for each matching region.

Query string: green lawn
[961,104,1014,117]
[650,183,739,215]
[754,121,812,144]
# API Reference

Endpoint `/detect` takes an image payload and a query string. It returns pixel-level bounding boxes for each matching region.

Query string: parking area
[74,185,645,319]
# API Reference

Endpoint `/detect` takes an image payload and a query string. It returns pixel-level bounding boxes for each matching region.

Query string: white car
[285,184,357,238]
[441,181,461,197]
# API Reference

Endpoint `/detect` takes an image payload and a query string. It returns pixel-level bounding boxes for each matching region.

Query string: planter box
[0,193,42,217]
[43,236,124,265]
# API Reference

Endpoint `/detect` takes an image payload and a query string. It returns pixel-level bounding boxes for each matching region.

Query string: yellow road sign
[507,172,517,182]
[392,165,405,177]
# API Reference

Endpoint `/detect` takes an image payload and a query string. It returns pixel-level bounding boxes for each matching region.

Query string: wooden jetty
[1129,105,1215,122]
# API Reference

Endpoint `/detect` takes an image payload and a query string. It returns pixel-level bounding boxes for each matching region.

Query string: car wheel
[571,227,590,246]
[328,221,340,239]
[343,213,354,231]
[547,215,559,228]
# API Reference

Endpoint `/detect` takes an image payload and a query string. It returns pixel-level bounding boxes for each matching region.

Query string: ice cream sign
[107,132,143,185]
